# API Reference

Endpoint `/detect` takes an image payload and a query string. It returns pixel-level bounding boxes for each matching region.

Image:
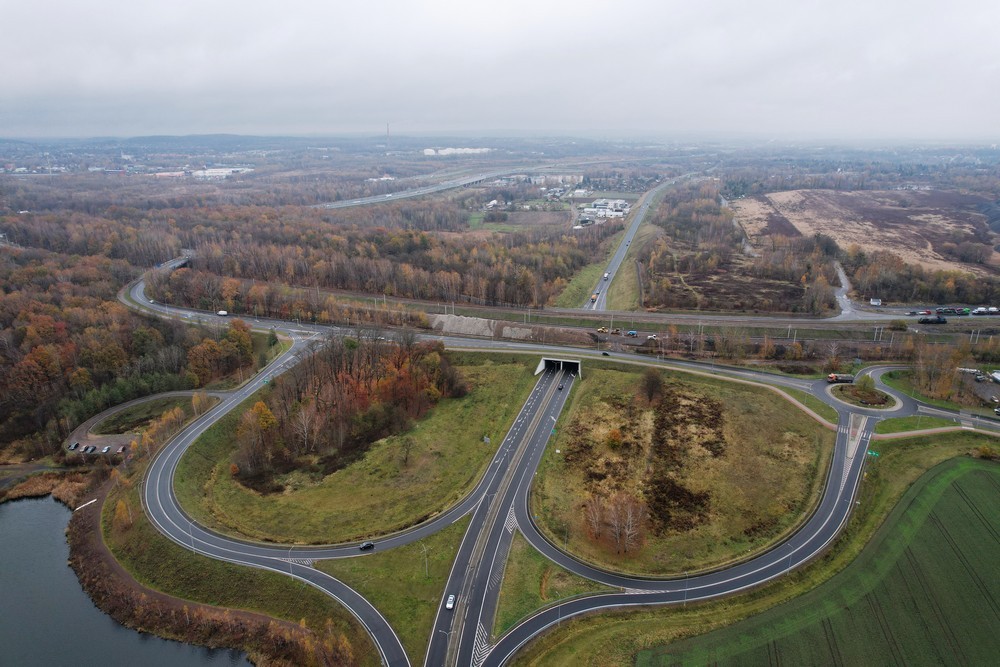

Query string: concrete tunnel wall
[535,358,581,377]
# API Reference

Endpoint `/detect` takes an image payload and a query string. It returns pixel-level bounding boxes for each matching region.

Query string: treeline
[231,335,467,490]
[842,246,1000,304]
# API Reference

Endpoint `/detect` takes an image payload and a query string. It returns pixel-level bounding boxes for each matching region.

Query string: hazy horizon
[3,0,998,142]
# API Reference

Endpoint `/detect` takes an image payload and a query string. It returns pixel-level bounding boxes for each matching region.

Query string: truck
[603,272,610,281]
[827,373,855,384]
[590,293,598,303]
[217,310,228,317]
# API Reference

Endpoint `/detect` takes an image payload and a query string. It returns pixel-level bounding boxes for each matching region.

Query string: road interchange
[115,175,1000,666]
[119,264,1000,666]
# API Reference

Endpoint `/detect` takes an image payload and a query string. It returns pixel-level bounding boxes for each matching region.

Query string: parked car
[68,442,80,451]
[596,327,608,333]
[116,445,127,454]
[359,541,375,551]
[83,445,97,454]
[101,446,111,454]
[918,316,947,324]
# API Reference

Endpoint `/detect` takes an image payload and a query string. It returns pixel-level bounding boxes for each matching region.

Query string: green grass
[103,477,377,666]
[494,531,615,638]
[635,457,1000,666]
[552,231,625,308]
[468,212,485,229]
[881,370,994,416]
[93,396,200,435]
[606,220,660,312]
[175,354,540,543]
[875,414,958,434]
[316,516,469,665]
[512,431,995,667]
[531,367,834,576]
[779,387,839,423]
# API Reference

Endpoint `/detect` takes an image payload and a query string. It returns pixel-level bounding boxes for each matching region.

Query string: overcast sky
[2,0,998,141]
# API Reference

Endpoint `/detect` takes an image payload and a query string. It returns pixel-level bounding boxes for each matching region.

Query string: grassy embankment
[552,230,626,308]
[493,532,615,639]
[875,414,958,434]
[778,386,838,423]
[316,517,469,666]
[606,221,661,312]
[174,353,539,543]
[103,477,377,666]
[512,431,998,666]
[93,396,211,435]
[532,366,834,576]
[636,456,1000,665]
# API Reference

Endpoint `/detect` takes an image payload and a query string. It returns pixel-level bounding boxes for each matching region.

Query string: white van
[217,310,228,316]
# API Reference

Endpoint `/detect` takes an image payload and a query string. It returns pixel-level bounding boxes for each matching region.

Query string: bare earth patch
[732,189,996,274]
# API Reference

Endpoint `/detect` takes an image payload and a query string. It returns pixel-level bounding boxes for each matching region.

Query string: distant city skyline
[2,0,998,141]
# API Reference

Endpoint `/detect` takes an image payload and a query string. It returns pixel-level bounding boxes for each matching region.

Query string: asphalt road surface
[120,255,1000,666]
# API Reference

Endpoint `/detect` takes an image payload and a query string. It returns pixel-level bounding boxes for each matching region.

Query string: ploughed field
[636,457,1000,666]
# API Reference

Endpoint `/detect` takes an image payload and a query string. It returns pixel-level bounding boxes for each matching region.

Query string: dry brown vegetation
[534,368,833,575]
[732,189,997,275]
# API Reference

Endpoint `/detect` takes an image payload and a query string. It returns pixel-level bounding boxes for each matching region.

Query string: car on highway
[445,594,456,610]
[558,383,564,390]
[68,442,80,451]
[359,541,375,551]
[602,351,610,356]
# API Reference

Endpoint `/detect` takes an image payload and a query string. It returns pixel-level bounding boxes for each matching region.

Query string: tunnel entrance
[535,358,582,377]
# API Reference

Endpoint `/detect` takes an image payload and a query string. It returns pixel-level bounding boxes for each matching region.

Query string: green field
[316,517,469,665]
[494,532,614,638]
[636,457,1000,665]
[175,354,539,543]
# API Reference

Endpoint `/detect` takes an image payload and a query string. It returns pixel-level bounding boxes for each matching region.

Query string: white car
[445,594,456,610]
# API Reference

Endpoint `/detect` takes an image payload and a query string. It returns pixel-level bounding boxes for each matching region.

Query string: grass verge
[493,531,615,639]
[175,353,539,543]
[512,431,996,666]
[552,230,625,308]
[103,467,377,665]
[606,222,660,311]
[636,456,1000,665]
[316,516,469,665]
[779,387,838,423]
[875,414,957,434]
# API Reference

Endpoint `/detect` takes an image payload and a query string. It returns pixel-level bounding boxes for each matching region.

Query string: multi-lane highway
[113,172,1000,666]
[121,259,1000,666]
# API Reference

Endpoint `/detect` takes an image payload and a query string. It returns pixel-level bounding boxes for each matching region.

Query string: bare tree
[608,495,624,553]
[292,401,317,455]
[585,495,604,539]
[622,497,645,553]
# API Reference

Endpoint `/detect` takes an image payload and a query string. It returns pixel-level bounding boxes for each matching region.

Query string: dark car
[359,541,375,551]
[602,351,610,356]
[68,442,80,451]
[83,445,97,454]
[918,316,947,324]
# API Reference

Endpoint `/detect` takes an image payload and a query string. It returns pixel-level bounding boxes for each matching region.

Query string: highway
[122,263,1000,665]
[115,174,1000,666]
